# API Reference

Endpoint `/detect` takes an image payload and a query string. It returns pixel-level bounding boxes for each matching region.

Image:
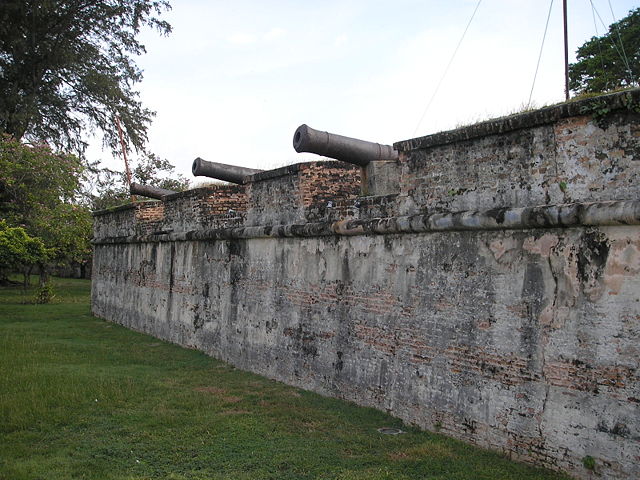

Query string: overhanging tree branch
[0,0,171,156]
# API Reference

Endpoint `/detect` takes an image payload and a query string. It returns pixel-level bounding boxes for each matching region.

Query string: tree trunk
[22,266,33,289]
[39,264,49,287]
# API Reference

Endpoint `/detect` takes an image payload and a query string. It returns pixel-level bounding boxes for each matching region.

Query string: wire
[590,1,635,86]
[413,0,483,136]
[589,0,607,85]
[528,0,555,106]
[607,0,636,86]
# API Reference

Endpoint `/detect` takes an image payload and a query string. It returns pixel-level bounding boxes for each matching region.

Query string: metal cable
[591,2,635,86]
[413,0,483,135]
[528,0,555,106]
[607,0,636,86]
[589,0,608,88]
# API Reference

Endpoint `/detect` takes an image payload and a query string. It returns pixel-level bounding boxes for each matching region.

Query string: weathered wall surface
[394,96,640,216]
[244,161,361,225]
[92,91,640,480]
[93,184,247,239]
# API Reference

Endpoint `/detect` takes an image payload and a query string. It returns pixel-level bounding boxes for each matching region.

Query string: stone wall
[393,92,640,217]
[244,161,361,225]
[92,90,640,480]
[93,184,247,238]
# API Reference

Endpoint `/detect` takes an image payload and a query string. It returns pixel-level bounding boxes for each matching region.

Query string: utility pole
[563,0,570,100]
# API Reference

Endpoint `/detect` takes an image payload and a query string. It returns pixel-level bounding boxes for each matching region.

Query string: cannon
[130,183,176,199]
[192,157,263,184]
[292,124,398,167]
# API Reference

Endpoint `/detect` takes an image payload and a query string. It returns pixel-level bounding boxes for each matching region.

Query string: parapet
[243,161,361,225]
[92,183,247,239]
[93,89,640,241]
[93,201,164,239]
[393,89,640,216]
[161,184,247,232]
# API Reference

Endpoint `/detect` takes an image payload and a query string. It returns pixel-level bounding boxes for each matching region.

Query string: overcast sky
[92,0,640,181]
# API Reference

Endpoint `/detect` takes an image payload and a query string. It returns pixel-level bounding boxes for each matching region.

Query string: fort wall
[92,90,640,480]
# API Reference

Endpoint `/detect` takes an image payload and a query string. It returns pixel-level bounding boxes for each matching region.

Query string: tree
[0,135,84,226]
[90,153,189,210]
[34,202,93,280]
[0,220,50,286]
[0,0,171,155]
[569,8,640,94]
[0,135,91,282]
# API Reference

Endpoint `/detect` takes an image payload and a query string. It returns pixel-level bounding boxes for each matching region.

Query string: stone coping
[92,200,160,217]
[92,184,245,217]
[243,160,356,184]
[94,161,357,217]
[161,183,243,201]
[394,88,640,152]
[92,199,640,244]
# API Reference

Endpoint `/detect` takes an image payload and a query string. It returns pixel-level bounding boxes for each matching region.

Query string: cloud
[263,27,286,41]
[227,28,285,46]
[334,34,348,47]
[227,32,256,45]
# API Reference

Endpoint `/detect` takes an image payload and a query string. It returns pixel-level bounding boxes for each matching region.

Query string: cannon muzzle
[130,183,176,199]
[293,124,398,167]
[192,157,263,184]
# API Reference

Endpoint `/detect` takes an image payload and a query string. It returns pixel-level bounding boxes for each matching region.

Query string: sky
[91,0,640,182]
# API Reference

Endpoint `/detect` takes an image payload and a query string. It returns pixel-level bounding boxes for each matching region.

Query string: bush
[33,282,55,304]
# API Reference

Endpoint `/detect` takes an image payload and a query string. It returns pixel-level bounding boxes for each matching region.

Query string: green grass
[0,277,570,480]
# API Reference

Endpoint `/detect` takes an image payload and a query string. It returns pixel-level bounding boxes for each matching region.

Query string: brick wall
[93,185,247,239]
[244,161,360,225]
[160,184,247,232]
[299,162,361,208]
[93,201,165,238]
[135,202,165,235]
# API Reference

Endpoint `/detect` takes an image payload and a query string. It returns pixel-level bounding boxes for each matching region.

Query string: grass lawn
[0,277,570,480]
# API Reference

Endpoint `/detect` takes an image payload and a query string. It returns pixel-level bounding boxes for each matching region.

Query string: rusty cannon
[130,183,176,199]
[192,157,263,184]
[292,124,398,167]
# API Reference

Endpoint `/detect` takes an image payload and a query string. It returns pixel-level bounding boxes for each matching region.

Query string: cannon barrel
[192,157,263,184]
[130,183,176,199]
[292,124,398,167]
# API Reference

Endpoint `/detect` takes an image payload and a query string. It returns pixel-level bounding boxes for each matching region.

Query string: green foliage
[90,153,190,210]
[0,279,570,480]
[0,220,50,281]
[582,455,596,471]
[41,203,93,265]
[0,0,171,155]
[33,281,55,304]
[0,135,92,269]
[569,8,640,94]
[0,135,84,221]
[575,90,640,128]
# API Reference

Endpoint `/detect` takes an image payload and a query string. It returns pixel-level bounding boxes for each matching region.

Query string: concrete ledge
[92,185,246,217]
[161,183,244,201]
[92,200,160,217]
[243,160,358,184]
[92,199,640,244]
[395,89,640,152]
[243,162,303,183]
